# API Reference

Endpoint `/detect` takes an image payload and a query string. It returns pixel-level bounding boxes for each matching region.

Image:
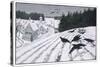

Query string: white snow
[16,19,96,64]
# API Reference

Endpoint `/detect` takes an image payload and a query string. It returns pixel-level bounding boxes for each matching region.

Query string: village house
[22,16,60,42]
[22,19,39,42]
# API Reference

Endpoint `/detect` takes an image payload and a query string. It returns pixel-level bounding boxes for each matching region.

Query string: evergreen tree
[58,8,96,32]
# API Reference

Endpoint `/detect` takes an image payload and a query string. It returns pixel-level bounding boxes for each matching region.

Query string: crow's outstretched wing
[84,38,94,42]
[69,47,75,54]
[60,37,70,43]
[69,44,85,54]
[71,35,81,42]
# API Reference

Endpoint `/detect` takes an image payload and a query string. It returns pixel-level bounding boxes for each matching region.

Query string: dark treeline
[16,11,44,20]
[58,8,96,32]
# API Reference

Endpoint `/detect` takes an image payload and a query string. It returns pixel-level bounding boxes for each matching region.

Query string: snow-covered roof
[17,19,39,33]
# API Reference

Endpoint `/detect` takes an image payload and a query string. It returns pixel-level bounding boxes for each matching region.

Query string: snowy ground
[16,24,96,64]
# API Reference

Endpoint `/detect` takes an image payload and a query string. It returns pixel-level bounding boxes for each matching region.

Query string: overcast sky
[16,2,95,17]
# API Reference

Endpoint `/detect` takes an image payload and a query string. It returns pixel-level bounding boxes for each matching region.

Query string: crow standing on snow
[69,44,86,54]
[71,35,81,42]
[84,38,95,46]
[60,37,71,43]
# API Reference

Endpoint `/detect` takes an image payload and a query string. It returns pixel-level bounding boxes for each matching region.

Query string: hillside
[16,26,96,64]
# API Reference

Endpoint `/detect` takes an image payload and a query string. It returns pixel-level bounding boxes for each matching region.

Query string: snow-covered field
[15,19,96,64]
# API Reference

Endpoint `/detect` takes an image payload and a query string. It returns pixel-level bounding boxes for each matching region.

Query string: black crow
[71,35,81,42]
[69,44,86,54]
[84,38,95,46]
[84,38,94,43]
[60,37,71,43]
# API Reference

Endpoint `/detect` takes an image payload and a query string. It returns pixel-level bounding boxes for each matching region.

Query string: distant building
[22,21,39,42]
[44,17,60,33]
[22,16,60,41]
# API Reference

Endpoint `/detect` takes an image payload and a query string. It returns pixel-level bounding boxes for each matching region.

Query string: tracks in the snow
[16,27,96,64]
[16,32,71,63]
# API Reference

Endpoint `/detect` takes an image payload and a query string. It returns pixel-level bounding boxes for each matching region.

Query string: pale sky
[16,2,95,17]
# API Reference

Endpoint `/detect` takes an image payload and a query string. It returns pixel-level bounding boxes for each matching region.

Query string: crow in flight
[69,44,86,54]
[60,37,71,43]
[71,35,81,42]
[84,38,95,46]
